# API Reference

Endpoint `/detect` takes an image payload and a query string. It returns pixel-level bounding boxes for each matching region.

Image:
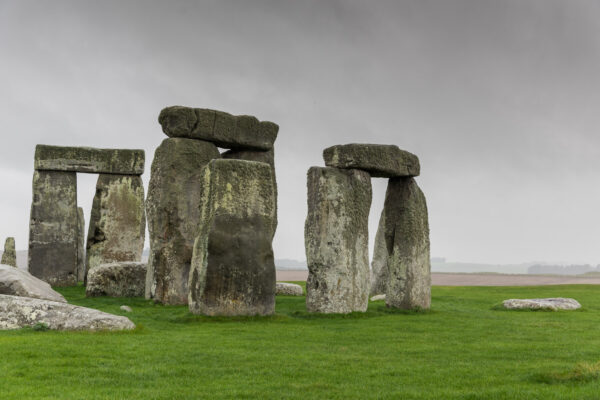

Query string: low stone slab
[503,298,581,311]
[0,294,135,331]
[1,237,16,267]
[370,294,386,302]
[0,264,66,303]
[34,145,145,175]
[86,262,146,298]
[158,106,278,151]
[276,283,303,296]
[323,144,420,178]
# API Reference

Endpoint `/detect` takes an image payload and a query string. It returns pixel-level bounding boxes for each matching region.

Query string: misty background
[1,0,600,272]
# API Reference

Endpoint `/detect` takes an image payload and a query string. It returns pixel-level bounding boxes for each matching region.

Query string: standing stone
[188,159,276,316]
[383,178,431,310]
[222,148,278,236]
[1,237,17,268]
[85,174,145,281]
[76,207,85,282]
[28,170,78,286]
[369,210,388,296]
[146,138,220,305]
[304,167,372,313]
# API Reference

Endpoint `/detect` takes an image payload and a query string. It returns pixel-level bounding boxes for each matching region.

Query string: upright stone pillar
[85,174,145,281]
[146,138,220,304]
[369,210,388,296]
[77,207,85,281]
[1,237,17,267]
[188,159,276,316]
[383,178,431,310]
[222,148,278,236]
[304,167,372,313]
[28,170,78,286]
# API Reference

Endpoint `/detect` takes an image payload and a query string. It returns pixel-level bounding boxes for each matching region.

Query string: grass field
[1,284,600,399]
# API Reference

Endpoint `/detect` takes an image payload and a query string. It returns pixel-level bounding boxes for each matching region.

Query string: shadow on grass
[533,362,600,385]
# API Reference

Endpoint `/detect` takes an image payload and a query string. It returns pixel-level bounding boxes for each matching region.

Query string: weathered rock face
[1,237,17,268]
[28,170,79,286]
[0,264,67,303]
[304,167,372,313]
[188,159,276,316]
[503,298,581,311]
[0,294,135,331]
[146,138,220,305]
[276,282,303,296]
[370,210,388,296]
[76,207,85,282]
[221,148,278,235]
[86,262,146,298]
[34,145,144,175]
[323,144,420,178]
[85,174,145,280]
[158,106,278,151]
[383,178,431,310]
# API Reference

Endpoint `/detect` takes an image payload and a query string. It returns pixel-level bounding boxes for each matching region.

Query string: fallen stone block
[276,282,303,296]
[502,298,581,311]
[370,294,386,302]
[305,167,372,313]
[0,264,66,303]
[158,106,278,151]
[0,294,135,331]
[323,144,420,177]
[86,262,146,298]
[34,145,144,175]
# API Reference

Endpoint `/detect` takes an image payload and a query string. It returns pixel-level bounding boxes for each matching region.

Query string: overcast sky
[1,0,599,265]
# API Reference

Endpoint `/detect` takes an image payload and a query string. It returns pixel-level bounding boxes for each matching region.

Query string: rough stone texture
[0,264,67,303]
[276,282,303,296]
[369,210,388,296]
[370,294,386,302]
[323,144,420,178]
[304,167,372,313]
[0,294,135,331]
[28,170,78,286]
[188,159,276,316]
[158,106,278,151]
[1,237,17,268]
[34,145,145,175]
[76,207,85,282]
[384,178,431,310]
[120,305,132,312]
[85,174,146,281]
[222,148,278,235]
[503,298,581,311]
[86,262,146,298]
[146,138,221,305]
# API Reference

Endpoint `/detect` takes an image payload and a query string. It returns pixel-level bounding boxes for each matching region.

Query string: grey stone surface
[1,237,17,268]
[146,138,220,305]
[34,145,145,175]
[304,167,372,313]
[28,170,78,286]
[503,298,581,310]
[188,159,276,316]
[120,305,132,312]
[76,207,85,282]
[158,106,278,151]
[85,174,145,281]
[323,144,420,178]
[222,148,278,236]
[86,262,146,298]
[384,178,431,310]
[369,210,388,296]
[0,294,135,331]
[370,294,386,301]
[0,264,67,303]
[276,282,303,296]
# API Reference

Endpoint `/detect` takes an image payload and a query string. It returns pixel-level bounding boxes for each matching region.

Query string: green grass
[2,284,600,399]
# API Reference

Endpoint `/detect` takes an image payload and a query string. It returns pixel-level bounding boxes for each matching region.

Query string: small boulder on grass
[276,282,303,296]
[502,298,581,311]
